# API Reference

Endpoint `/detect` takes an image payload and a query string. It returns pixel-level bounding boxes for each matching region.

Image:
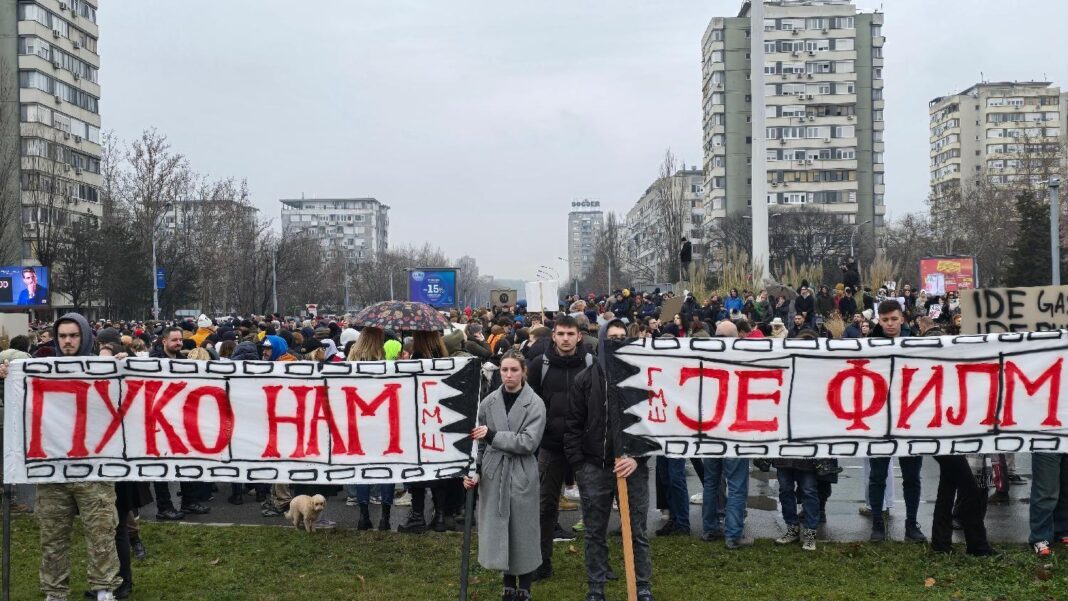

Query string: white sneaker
[394,492,412,507]
[563,485,581,502]
[689,493,703,505]
[97,592,117,601]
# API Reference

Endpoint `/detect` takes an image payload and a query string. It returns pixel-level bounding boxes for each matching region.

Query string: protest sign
[524,280,559,313]
[3,357,480,484]
[606,332,1068,458]
[959,285,1068,334]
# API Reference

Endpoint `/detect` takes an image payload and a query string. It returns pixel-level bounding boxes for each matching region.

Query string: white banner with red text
[607,331,1068,458]
[3,357,480,484]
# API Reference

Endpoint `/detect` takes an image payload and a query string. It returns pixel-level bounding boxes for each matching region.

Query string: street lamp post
[1051,178,1062,286]
[150,203,172,320]
[850,219,873,259]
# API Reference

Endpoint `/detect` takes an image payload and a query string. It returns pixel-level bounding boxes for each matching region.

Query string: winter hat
[97,327,122,347]
[862,309,874,322]
[383,339,402,361]
[340,328,359,348]
[770,317,786,329]
[219,330,237,342]
[197,314,212,329]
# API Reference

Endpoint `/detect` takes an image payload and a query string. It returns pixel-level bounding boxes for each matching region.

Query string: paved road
[13,455,1035,544]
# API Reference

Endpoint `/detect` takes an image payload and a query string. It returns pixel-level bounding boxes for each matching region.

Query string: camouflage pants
[36,482,121,597]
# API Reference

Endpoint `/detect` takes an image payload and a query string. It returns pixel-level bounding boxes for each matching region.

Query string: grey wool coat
[476,383,546,574]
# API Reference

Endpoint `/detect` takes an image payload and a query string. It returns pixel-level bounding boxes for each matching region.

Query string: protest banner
[3,357,480,484]
[959,285,1068,334]
[606,332,1068,459]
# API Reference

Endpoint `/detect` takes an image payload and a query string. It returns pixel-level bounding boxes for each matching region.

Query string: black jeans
[576,461,651,593]
[538,448,569,566]
[932,456,991,554]
[869,457,922,526]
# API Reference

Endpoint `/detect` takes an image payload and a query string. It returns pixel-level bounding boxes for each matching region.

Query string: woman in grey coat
[465,350,545,601]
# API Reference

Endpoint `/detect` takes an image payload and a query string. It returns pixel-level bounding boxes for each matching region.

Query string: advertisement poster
[408,269,457,308]
[918,257,976,295]
[0,266,49,307]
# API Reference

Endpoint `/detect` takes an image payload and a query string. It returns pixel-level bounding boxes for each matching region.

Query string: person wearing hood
[261,335,299,362]
[462,324,492,360]
[229,337,261,361]
[190,314,215,348]
[527,315,592,581]
[565,319,655,601]
[0,313,123,600]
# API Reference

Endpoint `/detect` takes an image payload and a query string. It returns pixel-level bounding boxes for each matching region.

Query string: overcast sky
[98,1,1068,281]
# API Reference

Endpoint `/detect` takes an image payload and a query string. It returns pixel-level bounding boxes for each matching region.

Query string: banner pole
[616,475,638,601]
[459,365,483,601]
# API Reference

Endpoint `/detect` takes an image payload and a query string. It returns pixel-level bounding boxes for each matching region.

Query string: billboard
[918,256,977,296]
[490,289,517,308]
[408,268,457,308]
[0,266,49,308]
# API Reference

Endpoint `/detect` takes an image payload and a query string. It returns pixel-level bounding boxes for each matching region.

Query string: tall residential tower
[701,0,885,260]
[567,200,603,283]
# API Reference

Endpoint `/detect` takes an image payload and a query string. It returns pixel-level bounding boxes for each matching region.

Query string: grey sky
[99,1,1068,281]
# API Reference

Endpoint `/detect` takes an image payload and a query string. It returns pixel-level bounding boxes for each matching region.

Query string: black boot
[433,509,448,532]
[443,512,457,532]
[531,560,553,581]
[501,586,516,601]
[399,490,427,534]
[357,504,372,531]
[378,505,392,531]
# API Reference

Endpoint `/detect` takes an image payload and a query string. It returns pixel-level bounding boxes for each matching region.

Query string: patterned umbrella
[350,301,451,332]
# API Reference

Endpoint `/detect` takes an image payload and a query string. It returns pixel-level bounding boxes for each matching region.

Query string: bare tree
[654,149,688,282]
[54,218,98,311]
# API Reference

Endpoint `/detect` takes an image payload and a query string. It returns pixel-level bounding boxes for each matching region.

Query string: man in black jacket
[679,237,692,282]
[528,315,592,581]
[565,320,654,601]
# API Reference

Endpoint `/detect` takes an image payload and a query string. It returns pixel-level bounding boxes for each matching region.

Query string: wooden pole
[616,475,638,601]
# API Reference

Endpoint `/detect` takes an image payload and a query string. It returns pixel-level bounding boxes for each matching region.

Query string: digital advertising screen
[408,268,457,308]
[0,266,50,307]
[918,257,977,296]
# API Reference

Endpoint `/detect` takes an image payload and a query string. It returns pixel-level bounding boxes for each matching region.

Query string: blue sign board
[156,268,166,290]
[408,269,457,308]
[0,266,49,307]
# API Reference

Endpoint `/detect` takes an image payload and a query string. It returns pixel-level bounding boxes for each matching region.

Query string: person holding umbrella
[346,300,459,534]
[465,350,545,601]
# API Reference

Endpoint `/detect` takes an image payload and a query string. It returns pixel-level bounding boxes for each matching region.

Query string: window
[835,83,855,95]
[764,41,776,53]
[836,148,856,160]
[806,39,830,52]
[987,97,1006,107]
[873,152,884,163]
[873,110,884,121]
[711,29,724,41]
[872,88,883,100]
[766,127,780,139]
[1007,98,1025,107]
[835,38,854,51]
[781,104,805,117]
[806,17,828,30]
[834,125,855,138]
[780,18,805,31]
[710,50,723,62]
[808,61,832,74]
[806,126,830,139]
[764,18,776,32]
[766,150,779,162]
[834,61,854,74]
[711,92,724,104]
[836,16,855,29]
[874,173,885,185]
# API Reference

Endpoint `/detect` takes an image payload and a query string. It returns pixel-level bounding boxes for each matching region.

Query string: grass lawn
[3,516,1068,600]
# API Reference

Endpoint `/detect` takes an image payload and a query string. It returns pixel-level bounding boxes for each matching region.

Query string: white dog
[285,494,326,533]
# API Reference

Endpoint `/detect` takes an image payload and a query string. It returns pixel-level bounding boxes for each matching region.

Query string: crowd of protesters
[0,259,1060,601]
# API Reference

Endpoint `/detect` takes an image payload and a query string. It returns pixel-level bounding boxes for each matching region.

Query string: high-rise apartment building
[567,200,603,282]
[280,197,389,260]
[928,81,1067,217]
[625,167,705,283]
[701,0,885,256]
[2,0,101,274]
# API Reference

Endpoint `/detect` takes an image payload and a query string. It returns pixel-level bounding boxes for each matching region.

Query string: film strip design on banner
[606,331,1068,459]
[3,357,480,484]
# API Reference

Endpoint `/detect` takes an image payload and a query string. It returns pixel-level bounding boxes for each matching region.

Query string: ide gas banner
[959,285,1068,334]
[606,332,1068,459]
[3,357,480,484]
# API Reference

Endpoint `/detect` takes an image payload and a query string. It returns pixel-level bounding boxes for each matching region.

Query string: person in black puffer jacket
[527,315,591,581]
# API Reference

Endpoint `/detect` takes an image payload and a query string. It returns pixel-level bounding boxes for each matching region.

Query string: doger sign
[3,357,479,484]
[959,285,1068,333]
[607,332,1068,459]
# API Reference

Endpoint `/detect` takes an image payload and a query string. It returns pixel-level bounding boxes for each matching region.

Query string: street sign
[156,268,166,290]
[306,303,318,318]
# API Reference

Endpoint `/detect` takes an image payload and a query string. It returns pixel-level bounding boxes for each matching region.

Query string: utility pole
[1051,177,1062,286]
[750,0,770,280]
